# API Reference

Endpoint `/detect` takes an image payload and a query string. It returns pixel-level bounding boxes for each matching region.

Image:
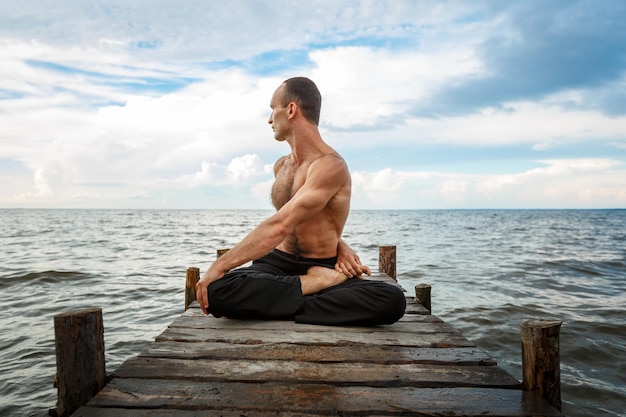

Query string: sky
[1,0,625,210]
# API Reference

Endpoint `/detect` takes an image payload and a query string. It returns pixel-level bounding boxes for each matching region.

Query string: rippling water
[1,209,624,417]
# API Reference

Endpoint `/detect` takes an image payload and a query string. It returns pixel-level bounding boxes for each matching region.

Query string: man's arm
[195,155,349,314]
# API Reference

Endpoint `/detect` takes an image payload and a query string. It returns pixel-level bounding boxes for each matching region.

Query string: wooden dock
[66,267,563,417]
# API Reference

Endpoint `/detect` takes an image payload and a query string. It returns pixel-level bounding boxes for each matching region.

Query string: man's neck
[286,125,327,164]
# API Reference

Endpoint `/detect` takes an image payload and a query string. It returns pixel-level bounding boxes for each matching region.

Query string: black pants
[208,249,406,326]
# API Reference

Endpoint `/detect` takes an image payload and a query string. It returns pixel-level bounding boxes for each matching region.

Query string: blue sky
[1,0,625,209]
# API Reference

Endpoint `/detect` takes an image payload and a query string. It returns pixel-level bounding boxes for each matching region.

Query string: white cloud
[352,159,626,209]
[191,160,225,185]
[311,46,483,129]
[182,154,273,187]
[251,179,274,205]
[399,100,626,147]
[351,169,434,208]
[228,154,273,184]
[1,2,624,209]
[439,180,469,203]
[0,66,281,206]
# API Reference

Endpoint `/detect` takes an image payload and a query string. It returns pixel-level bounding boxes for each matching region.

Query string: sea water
[0,209,624,416]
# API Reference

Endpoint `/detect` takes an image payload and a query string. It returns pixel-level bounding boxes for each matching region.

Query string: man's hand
[335,240,371,278]
[195,268,224,315]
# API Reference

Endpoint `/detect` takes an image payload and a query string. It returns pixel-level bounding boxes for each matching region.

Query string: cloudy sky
[1,0,625,209]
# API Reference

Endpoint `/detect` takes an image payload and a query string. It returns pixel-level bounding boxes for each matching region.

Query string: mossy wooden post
[521,318,562,411]
[378,245,396,281]
[185,267,200,310]
[415,284,432,314]
[53,308,106,417]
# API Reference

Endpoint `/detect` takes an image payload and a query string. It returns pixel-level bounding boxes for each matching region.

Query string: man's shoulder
[310,153,347,171]
[307,153,350,185]
[274,155,290,175]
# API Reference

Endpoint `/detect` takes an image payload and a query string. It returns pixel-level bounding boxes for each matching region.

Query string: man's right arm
[195,214,294,314]
[196,155,350,315]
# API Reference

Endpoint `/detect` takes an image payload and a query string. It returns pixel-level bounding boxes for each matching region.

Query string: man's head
[280,77,322,126]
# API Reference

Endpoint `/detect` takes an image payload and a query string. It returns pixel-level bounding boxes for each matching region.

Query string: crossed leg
[299,266,351,295]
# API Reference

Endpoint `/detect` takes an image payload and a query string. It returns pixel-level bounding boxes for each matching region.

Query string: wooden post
[378,246,396,281]
[521,318,562,411]
[53,308,106,417]
[414,284,432,314]
[185,250,229,310]
[185,267,200,310]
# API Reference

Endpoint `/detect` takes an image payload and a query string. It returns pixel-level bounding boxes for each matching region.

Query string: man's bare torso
[272,153,351,259]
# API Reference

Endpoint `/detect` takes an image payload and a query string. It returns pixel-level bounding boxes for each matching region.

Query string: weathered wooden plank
[139,341,497,365]
[169,306,459,334]
[404,302,431,315]
[179,310,440,324]
[184,297,430,316]
[155,326,475,347]
[167,316,450,332]
[86,379,562,416]
[72,408,314,417]
[182,308,437,323]
[112,356,520,388]
[399,310,438,320]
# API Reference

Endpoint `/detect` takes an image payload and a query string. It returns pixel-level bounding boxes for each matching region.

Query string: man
[196,77,406,326]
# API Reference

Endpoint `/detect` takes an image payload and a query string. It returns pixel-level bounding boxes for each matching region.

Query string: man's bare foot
[300,266,349,295]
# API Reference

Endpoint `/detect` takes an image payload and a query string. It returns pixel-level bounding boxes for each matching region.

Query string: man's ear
[287,102,297,119]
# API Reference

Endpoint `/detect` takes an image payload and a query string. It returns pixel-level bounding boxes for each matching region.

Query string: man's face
[268,85,289,141]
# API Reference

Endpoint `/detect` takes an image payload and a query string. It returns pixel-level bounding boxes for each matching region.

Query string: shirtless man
[196,77,406,326]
